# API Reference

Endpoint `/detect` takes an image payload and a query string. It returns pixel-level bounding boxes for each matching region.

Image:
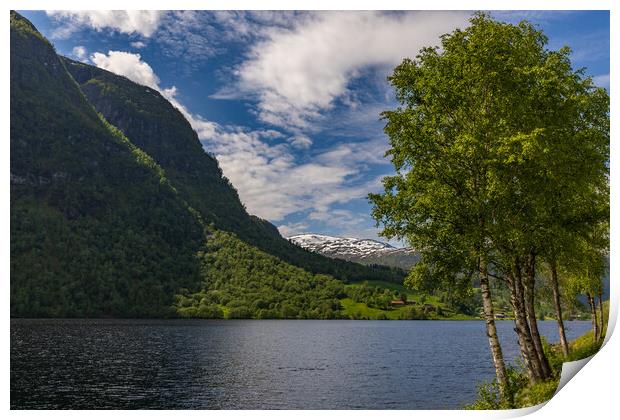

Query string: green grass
[340,298,397,319]
[565,300,608,361]
[346,281,445,306]
[340,283,478,320]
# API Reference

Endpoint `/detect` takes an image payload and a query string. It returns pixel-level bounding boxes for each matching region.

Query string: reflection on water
[10,319,591,409]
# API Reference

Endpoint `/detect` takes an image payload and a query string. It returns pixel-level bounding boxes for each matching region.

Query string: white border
[3,1,617,419]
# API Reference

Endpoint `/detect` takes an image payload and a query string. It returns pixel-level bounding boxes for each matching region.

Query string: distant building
[390,300,406,306]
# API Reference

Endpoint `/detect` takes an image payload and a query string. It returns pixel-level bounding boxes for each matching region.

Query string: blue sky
[19,10,610,243]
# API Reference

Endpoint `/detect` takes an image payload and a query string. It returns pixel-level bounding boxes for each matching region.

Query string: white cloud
[171,105,388,222]
[315,137,389,167]
[46,10,164,38]
[72,45,87,61]
[91,51,160,89]
[172,98,387,221]
[152,11,302,68]
[201,125,388,221]
[289,134,313,149]
[201,127,377,220]
[130,41,147,49]
[213,10,303,37]
[154,11,219,63]
[235,11,469,130]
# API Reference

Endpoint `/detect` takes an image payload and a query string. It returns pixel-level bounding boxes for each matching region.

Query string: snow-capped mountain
[288,234,419,270]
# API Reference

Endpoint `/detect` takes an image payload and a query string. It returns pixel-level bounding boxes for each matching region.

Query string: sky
[18,10,610,244]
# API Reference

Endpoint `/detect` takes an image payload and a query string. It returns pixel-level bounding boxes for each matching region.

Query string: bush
[516,379,559,407]
[255,308,279,319]
[227,306,251,319]
[176,306,198,318]
[465,366,528,409]
[196,304,224,319]
[541,336,564,374]
[399,306,425,320]
[280,304,298,318]
[567,330,604,362]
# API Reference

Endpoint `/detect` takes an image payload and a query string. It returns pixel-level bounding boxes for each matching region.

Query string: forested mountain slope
[10,11,204,316]
[10,11,404,318]
[62,57,404,284]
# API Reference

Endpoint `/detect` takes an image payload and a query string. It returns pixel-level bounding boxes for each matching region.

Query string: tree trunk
[550,260,569,357]
[523,252,552,379]
[598,290,605,340]
[509,262,543,384]
[587,293,599,342]
[480,259,508,397]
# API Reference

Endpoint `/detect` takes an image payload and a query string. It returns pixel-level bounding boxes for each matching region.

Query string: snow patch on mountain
[289,234,394,254]
[288,234,419,270]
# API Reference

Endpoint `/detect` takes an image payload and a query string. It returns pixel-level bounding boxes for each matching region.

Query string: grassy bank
[339,282,477,320]
[467,301,609,409]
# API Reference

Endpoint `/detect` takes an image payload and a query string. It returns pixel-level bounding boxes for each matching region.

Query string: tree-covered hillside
[62,57,405,284]
[10,11,205,317]
[175,230,348,319]
[174,230,472,320]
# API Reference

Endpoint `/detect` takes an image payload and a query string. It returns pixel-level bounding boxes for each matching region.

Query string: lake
[10,319,592,409]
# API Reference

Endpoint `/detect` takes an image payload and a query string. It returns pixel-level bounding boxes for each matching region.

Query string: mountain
[60,56,403,285]
[10,11,204,317]
[288,234,419,270]
[10,11,404,318]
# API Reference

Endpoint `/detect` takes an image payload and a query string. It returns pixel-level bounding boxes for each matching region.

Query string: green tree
[370,13,608,396]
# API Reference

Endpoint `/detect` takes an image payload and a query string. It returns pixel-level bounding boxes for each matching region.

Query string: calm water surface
[10,319,591,409]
